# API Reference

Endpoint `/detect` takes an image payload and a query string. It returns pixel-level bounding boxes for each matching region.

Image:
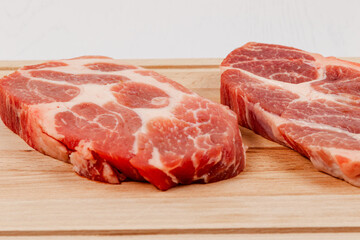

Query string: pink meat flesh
[221,42,360,186]
[0,56,246,190]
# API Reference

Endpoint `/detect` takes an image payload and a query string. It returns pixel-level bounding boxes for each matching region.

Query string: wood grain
[0,57,358,70]
[0,58,360,239]
[1,233,360,240]
[0,59,222,71]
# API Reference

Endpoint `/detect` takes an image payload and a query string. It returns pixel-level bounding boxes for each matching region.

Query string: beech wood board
[0,58,360,240]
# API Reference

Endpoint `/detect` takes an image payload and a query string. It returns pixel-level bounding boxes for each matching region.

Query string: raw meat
[0,56,245,190]
[221,42,360,186]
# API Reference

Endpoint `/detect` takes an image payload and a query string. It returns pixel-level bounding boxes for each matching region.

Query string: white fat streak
[70,84,118,106]
[148,147,162,168]
[324,147,360,159]
[148,147,179,184]
[288,119,360,140]
[305,145,360,186]
[31,103,68,140]
[253,102,360,141]
[74,140,94,159]
[230,66,329,102]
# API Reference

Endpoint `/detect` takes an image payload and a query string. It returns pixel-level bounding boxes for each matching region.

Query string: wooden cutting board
[0,58,360,240]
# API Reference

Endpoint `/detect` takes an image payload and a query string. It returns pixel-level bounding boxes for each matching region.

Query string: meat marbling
[0,56,245,190]
[221,42,360,186]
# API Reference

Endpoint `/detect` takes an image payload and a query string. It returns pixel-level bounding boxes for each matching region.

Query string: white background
[0,0,359,60]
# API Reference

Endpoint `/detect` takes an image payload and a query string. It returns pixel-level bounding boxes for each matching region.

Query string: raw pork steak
[0,56,245,190]
[221,42,360,186]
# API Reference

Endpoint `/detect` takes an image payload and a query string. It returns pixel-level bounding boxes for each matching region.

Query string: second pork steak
[0,56,246,190]
[221,42,360,186]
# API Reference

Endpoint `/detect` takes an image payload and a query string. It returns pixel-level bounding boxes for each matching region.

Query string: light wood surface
[0,58,359,239]
[1,233,360,240]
